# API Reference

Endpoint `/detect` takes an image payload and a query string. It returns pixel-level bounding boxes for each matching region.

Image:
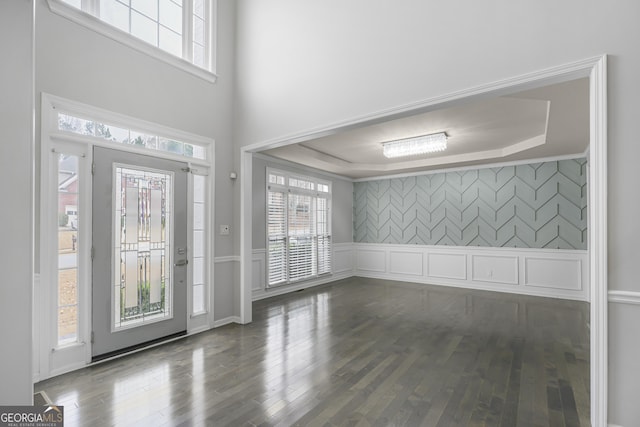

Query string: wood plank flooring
[35,277,590,426]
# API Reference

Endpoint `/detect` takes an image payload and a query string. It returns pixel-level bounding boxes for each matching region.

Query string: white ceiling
[260,78,589,179]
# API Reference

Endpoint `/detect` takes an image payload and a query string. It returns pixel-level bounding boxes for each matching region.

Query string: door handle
[174,259,189,267]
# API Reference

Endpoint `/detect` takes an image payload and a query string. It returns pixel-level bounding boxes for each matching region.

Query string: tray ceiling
[259,78,589,179]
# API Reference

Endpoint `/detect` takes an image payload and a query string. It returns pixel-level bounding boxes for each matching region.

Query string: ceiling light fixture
[382,132,448,158]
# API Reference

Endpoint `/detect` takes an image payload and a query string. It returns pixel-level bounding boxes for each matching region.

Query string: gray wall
[252,156,353,250]
[354,159,587,249]
[34,0,237,321]
[0,0,34,405]
[234,1,640,424]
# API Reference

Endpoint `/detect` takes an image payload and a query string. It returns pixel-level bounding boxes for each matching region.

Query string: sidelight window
[57,154,81,345]
[191,172,208,315]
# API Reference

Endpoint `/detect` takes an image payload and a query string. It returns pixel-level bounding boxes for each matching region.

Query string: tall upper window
[267,169,332,287]
[50,0,215,79]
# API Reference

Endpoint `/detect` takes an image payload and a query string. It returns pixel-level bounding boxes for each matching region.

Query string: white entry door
[92,146,189,360]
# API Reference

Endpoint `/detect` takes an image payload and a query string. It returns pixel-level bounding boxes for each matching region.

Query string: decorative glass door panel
[114,166,174,330]
[93,144,187,359]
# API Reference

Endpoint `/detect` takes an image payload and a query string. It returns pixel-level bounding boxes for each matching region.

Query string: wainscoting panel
[356,248,386,273]
[251,243,588,301]
[524,256,583,291]
[354,243,588,301]
[389,250,423,276]
[252,243,355,300]
[427,252,467,280]
[334,244,354,274]
[472,255,519,285]
[252,250,266,291]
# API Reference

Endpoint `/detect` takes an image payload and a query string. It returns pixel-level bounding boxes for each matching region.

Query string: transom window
[50,0,215,78]
[57,112,207,160]
[267,168,332,287]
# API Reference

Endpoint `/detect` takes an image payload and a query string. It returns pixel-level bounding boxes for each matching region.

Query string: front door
[92,146,188,360]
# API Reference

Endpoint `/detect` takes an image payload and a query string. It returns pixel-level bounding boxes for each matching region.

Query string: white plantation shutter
[288,236,314,281]
[288,194,315,281]
[266,169,331,287]
[267,188,287,285]
[316,196,331,275]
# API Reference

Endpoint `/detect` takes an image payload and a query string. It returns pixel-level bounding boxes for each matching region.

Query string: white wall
[0,0,34,404]
[34,0,238,321]
[234,1,640,425]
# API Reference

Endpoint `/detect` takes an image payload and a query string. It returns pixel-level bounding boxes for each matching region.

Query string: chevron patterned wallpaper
[353,158,588,249]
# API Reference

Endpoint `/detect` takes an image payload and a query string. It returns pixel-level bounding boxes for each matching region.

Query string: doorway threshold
[91,330,187,364]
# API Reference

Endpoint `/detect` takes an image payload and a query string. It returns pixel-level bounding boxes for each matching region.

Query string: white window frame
[40,140,91,377]
[188,166,211,318]
[37,93,214,381]
[266,167,332,287]
[46,0,218,83]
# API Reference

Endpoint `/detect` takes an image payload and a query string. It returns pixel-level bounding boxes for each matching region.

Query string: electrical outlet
[220,224,230,235]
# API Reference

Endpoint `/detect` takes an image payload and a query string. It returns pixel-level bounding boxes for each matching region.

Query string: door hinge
[91,331,94,344]
[91,162,96,175]
[91,246,95,261]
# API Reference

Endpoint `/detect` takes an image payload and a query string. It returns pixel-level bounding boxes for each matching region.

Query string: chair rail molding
[214,255,241,263]
[608,290,640,305]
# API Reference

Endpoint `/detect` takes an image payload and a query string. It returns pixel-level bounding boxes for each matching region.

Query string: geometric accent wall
[354,158,587,249]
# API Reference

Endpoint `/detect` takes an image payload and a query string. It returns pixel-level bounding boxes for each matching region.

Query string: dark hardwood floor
[35,277,590,426]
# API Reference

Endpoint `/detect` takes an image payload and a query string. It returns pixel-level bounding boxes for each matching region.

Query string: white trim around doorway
[240,55,608,425]
[37,93,216,381]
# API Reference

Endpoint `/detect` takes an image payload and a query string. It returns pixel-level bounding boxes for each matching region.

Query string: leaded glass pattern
[114,166,173,329]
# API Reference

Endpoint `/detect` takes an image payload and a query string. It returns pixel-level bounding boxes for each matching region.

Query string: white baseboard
[213,316,242,328]
[354,243,589,301]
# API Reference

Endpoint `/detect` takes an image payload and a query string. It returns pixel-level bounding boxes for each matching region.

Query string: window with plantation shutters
[266,169,331,287]
[316,195,331,275]
[267,189,287,285]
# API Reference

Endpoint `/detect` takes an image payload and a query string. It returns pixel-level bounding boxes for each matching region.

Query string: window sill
[46,0,218,84]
